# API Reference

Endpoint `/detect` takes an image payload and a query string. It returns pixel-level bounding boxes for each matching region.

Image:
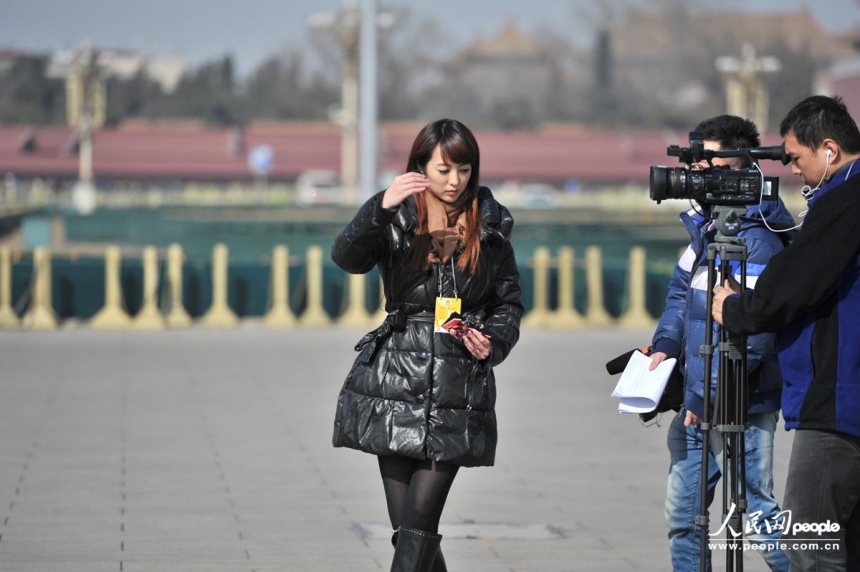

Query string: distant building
[835,23,860,53]
[824,24,860,120]
[145,55,186,93]
[0,121,796,187]
[441,20,562,127]
[46,45,188,128]
[608,8,859,120]
[815,56,860,122]
[48,46,187,94]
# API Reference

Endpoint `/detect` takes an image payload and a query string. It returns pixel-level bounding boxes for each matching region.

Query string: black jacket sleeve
[331,192,399,274]
[724,180,860,334]
[484,242,524,367]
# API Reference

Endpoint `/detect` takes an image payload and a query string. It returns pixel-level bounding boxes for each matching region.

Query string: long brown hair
[406,119,482,274]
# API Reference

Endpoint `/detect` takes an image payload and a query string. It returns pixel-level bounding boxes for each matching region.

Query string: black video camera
[649,131,789,206]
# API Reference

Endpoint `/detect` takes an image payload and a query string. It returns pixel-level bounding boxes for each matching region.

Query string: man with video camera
[650,115,793,571]
[713,95,860,571]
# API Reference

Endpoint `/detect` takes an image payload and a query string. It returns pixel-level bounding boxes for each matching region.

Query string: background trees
[0,55,65,124]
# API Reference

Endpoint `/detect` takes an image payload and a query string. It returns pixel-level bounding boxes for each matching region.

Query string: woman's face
[423,144,472,206]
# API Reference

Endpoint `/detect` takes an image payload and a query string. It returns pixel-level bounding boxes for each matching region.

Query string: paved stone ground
[0,327,793,571]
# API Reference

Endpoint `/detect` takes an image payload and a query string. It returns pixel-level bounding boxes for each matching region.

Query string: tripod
[698,205,749,572]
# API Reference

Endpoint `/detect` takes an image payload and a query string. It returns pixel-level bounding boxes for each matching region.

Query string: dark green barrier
[9,254,675,322]
[14,206,686,322]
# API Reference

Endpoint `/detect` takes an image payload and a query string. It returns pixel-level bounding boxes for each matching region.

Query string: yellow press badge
[434,297,462,332]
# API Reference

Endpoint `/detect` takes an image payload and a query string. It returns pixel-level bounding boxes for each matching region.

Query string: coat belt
[354,310,434,365]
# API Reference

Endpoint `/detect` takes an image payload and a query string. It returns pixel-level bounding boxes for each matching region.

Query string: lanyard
[437,258,458,298]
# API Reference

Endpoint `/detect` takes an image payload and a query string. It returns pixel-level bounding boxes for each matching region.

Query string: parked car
[295,170,343,206]
[518,183,559,208]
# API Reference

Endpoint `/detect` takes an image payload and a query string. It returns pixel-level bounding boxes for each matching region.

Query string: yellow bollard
[201,243,239,327]
[21,248,57,330]
[91,246,133,329]
[298,246,331,327]
[165,244,192,328]
[522,247,552,328]
[263,245,296,328]
[618,246,656,329]
[370,275,387,325]
[549,247,585,329]
[132,246,165,330]
[0,247,19,328]
[584,246,614,327]
[337,273,373,327]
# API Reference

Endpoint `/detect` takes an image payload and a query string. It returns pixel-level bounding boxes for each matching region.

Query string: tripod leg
[717,247,750,572]
[698,243,719,572]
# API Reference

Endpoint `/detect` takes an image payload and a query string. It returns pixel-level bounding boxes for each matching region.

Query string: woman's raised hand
[381,172,429,209]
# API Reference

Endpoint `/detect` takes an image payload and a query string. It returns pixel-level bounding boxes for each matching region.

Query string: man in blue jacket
[651,115,793,571]
[713,95,860,571]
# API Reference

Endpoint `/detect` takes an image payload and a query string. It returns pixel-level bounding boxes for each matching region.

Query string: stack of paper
[611,350,678,414]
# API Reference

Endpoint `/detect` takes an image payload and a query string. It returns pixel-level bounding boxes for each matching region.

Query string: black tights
[378,455,459,533]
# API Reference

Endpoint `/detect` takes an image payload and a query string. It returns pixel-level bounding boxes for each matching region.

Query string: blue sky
[1,0,858,76]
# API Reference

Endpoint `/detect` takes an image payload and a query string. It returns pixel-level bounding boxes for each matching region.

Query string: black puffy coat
[331,187,523,467]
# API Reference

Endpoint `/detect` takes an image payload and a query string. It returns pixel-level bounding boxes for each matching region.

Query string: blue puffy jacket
[651,198,796,417]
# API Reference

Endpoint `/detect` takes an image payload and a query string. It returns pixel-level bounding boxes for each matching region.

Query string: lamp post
[309,2,360,204]
[715,42,781,132]
[48,43,106,214]
[309,0,392,205]
[359,0,378,203]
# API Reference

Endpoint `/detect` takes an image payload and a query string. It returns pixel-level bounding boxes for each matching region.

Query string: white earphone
[801,148,834,199]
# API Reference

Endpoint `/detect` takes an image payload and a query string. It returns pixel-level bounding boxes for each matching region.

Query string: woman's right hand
[381,172,429,209]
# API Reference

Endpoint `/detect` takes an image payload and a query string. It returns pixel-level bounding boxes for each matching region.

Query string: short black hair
[694,115,761,168]
[779,95,860,154]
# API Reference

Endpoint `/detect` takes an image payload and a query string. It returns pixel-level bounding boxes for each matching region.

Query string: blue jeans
[666,409,790,572]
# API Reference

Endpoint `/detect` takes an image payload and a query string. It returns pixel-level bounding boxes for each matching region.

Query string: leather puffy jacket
[331,187,523,467]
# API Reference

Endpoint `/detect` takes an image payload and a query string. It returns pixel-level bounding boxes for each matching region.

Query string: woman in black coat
[331,119,523,572]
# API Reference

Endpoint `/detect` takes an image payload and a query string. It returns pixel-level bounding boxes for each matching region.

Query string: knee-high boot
[390,526,444,572]
[392,529,447,572]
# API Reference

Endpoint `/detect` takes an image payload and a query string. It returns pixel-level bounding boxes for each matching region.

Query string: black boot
[391,530,447,572]
[391,530,448,572]
[390,526,443,572]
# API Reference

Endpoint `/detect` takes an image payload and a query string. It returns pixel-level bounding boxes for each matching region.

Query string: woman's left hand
[463,329,491,360]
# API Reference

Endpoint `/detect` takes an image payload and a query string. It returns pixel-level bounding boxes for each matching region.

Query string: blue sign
[247,145,274,176]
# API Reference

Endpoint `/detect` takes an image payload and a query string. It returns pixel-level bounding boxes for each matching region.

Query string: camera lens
[650,166,687,202]
[649,166,668,202]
